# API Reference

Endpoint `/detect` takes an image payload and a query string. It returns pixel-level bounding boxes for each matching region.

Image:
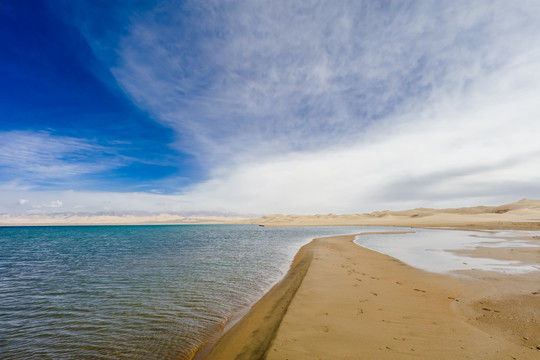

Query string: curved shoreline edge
[197,237,315,360]
[200,231,540,359]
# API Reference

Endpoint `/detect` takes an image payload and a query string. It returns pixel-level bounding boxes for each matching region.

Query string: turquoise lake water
[0,224,376,359]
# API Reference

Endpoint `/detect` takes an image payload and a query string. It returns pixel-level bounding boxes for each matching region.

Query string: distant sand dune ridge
[244,198,540,230]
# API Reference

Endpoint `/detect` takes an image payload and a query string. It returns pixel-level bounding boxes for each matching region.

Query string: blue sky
[2,0,540,215]
[0,0,198,193]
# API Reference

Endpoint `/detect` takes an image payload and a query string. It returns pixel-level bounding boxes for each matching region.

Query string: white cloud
[17,199,28,205]
[3,1,540,215]
[112,1,540,213]
[0,130,126,186]
[176,55,540,213]
[38,200,63,208]
[0,187,193,215]
[110,1,540,166]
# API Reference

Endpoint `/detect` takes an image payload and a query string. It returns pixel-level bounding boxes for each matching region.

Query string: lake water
[355,228,540,275]
[1,224,377,359]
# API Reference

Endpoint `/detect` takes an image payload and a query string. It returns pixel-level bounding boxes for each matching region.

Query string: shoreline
[201,229,540,359]
[197,236,315,359]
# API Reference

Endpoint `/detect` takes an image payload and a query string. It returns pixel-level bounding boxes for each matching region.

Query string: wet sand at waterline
[203,232,540,359]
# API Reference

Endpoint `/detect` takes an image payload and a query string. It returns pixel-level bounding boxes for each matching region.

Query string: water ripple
[1,224,375,359]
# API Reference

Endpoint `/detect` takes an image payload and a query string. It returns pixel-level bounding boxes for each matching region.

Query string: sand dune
[245,199,540,229]
[4,198,540,228]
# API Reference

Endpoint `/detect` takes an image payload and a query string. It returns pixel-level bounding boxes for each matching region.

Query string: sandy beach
[2,199,539,358]
[202,200,540,359]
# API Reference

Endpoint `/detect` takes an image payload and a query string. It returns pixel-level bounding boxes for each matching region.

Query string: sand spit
[203,232,540,359]
[197,242,314,359]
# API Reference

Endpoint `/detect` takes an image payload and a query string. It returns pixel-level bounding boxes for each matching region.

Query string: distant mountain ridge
[1,199,539,227]
[249,199,540,229]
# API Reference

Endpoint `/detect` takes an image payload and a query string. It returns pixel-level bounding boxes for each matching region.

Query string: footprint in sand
[481,307,499,313]
[322,325,329,333]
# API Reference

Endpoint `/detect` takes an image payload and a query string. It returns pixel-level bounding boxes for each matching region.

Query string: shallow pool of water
[354,228,540,275]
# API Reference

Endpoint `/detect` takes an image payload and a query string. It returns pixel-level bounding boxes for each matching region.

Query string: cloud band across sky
[1,0,540,215]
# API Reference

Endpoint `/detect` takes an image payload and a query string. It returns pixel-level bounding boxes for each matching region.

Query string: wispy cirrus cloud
[110,1,540,161]
[0,130,126,186]
[99,0,540,212]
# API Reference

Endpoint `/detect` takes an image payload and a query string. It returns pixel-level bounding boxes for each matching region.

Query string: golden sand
[203,233,539,359]
[244,198,540,230]
[203,200,540,359]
